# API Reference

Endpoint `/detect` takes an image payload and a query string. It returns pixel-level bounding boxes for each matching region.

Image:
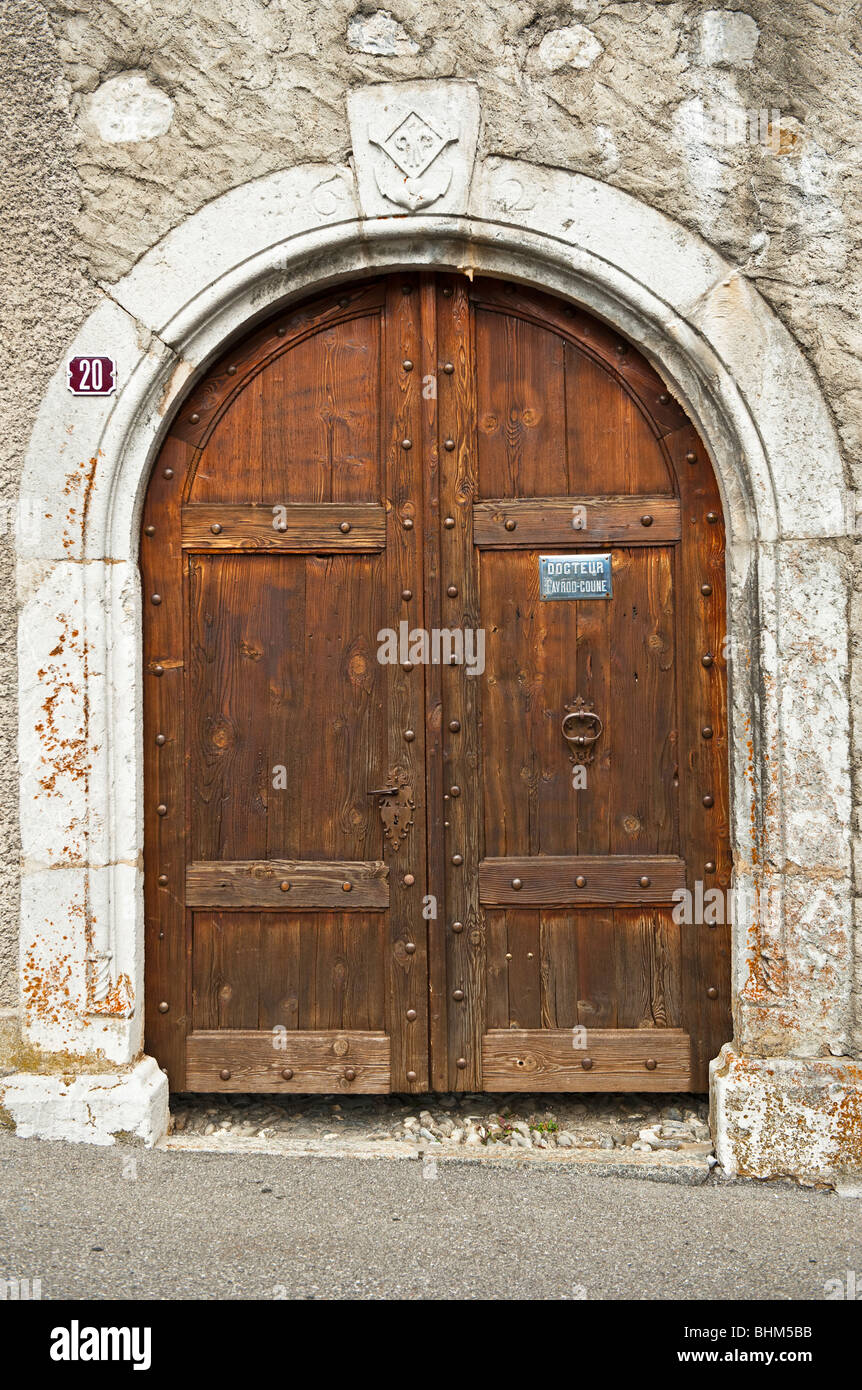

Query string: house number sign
[539,554,613,600]
[67,355,117,396]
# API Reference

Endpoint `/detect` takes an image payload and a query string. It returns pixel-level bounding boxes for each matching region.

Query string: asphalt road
[1,1132,859,1301]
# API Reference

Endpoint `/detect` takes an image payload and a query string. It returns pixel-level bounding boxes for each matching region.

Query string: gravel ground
[166,1089,714,1162]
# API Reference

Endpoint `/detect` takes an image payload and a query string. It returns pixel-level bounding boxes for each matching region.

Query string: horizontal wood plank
[182,503,386,551]
[186,860,389,909]
[479,856,686,906]
[482,1028,691,1091]
[473,496,681,547]
[186,1029,391,1092]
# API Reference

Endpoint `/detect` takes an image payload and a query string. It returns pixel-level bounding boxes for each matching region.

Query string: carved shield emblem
[370,109,457,211]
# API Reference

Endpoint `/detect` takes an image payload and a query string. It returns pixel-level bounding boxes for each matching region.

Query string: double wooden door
[142,275,730,1095]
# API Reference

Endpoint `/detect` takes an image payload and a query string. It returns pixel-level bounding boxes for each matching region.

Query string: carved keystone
[348,81,480,218]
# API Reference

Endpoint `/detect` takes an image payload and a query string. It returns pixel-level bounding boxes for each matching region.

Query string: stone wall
[0,2,97,1011]
[1,0,859,1065]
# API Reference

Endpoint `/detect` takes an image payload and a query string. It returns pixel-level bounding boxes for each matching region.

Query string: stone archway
[6,81,856,1178]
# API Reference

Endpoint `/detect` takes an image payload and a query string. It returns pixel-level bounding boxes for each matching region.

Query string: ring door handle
[561,700,603,763]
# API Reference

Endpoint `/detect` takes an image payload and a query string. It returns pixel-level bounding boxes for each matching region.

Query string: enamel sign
[539,554,613,601]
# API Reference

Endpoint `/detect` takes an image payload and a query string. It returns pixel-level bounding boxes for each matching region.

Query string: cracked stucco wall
[0,0,861,1042]
[0,2,97,1012]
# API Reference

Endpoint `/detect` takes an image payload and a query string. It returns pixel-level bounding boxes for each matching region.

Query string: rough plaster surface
[0,3,98,1008]
[0,1,860,1174]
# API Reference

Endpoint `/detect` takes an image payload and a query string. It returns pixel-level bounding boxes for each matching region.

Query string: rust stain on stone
[60,453,100,554]
[97,973,134,1016]
[33,625,93,805]
[22,940,76,1031]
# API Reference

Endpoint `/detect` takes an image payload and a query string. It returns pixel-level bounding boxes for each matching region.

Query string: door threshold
[159,1089,714,1185]
[156,1129,713,1184]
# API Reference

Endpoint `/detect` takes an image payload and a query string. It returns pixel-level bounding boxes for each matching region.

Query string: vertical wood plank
[607,548,677,856]
[265,557,306,861]
[575,910,617,1028]
[258,916,301,1031]
[381,276,429,1090]
[192,911,262,1029]
[188,553,269,862]
[474,308,568,498]
[142,435,193,1088]
[574,590,611,855]
[342,913,386,1030]
[189,370,265,504]
[485,910,510,1030]
[438,277,485,1088]
[191,912,220,1031]
[672,425,732,1089]
[299,554,383,859]
[479,550,533,856]
[615,909,658,1028]
[565,343,673,496]
[419,276,450,1090]
[506,911,542,1029]
[540,913,579,1029]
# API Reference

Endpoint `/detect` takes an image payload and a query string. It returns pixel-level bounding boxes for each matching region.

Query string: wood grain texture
[178,286,386,467]
[563,344,674,494]
[473,496,680,547]
[182,503,385,550]
[380,275,430,1090]
[437,276,486,1089]
[142,435,193,1089]
[607,548,677,856]
[671,423,733,1089]
[191,912,386,1032]
[482,1028,691,1091]
[186,1029,391,1092]
[419,277,449,1091]
[142,273,730,1096]
[186,859,389,908]
[576,910,617,1027]
[469,279,688,442]
[479,856,686,905]
[300,913,386,1031]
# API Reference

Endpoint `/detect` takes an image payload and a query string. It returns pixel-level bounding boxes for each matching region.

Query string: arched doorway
[141,273,730,1096]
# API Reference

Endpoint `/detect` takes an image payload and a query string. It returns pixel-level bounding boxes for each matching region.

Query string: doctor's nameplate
[539,554,613,601]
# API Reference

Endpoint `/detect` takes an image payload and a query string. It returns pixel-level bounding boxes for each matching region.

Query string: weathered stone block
[82,72,174,144]
[0,1056,168,1146]
[712,1046,862,1180]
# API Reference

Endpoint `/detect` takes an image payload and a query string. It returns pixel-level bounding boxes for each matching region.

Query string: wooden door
[143,280,430,1092]
[143,275,730,1095]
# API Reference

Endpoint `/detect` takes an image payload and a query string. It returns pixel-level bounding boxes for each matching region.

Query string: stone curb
[157,1132,713,1184]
